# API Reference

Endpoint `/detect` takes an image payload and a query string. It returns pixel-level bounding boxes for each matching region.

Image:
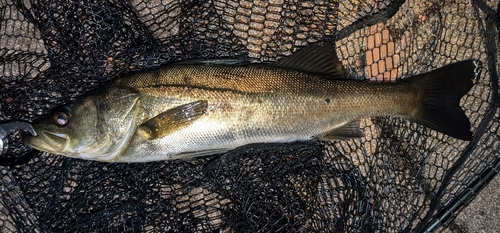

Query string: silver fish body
[25,43,475,162]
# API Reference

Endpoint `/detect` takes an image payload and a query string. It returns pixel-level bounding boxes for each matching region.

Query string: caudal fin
[408,60,476,140]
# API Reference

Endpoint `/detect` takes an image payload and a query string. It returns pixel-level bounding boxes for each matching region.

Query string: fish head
[25,88,141,161]
[25,97,106,157]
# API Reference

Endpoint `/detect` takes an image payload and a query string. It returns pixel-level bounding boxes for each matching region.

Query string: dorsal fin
[273,42,345,76]
[177,57,250,66]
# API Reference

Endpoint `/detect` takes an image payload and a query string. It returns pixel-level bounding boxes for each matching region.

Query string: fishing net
[0,0,499,232]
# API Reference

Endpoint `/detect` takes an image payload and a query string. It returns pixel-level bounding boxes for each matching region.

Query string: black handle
[0,121,38,166]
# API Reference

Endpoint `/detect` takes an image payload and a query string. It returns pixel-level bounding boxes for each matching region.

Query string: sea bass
[25,42,475,162]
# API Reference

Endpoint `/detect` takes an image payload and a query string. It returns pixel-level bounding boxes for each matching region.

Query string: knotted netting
[0,0,499,232]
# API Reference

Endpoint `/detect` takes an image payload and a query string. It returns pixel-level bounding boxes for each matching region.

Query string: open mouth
[24,126,69,152]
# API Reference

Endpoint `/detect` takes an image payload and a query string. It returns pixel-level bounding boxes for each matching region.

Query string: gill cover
[87,87,141,160]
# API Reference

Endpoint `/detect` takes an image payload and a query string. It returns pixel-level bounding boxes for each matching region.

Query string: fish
[24,42,475,163]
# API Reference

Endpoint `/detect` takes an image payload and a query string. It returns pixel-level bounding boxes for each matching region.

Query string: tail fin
[407,60,476,140]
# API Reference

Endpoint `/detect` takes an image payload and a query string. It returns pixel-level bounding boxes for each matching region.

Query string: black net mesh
[0,0,499,232]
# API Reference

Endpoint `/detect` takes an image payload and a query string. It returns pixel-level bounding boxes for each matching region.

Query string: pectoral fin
[137,100,208,140]
[318,120,364,141]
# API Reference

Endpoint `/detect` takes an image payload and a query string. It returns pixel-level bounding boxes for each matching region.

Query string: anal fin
[137,100,208,140]
[318,120,364,141]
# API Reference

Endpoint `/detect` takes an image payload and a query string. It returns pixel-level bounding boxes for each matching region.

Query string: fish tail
[408,60,476,140]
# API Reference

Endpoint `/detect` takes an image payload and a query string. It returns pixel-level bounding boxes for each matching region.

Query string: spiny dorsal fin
[177,57,250,66]
[273,42,345,76]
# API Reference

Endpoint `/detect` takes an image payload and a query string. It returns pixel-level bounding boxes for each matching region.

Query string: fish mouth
[24,126,69,153]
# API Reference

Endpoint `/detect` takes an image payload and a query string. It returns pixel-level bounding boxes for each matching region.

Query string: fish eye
[53,110,71,126]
